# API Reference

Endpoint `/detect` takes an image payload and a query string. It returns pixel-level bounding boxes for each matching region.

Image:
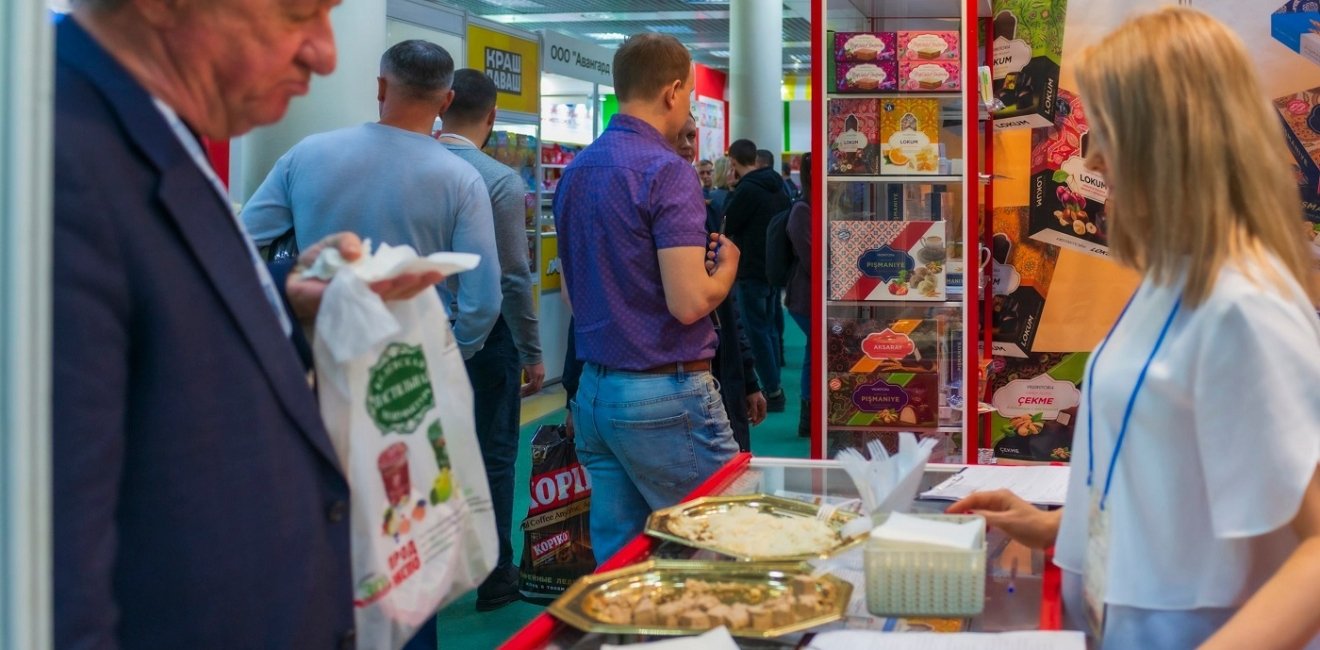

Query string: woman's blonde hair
[1075,6,1314,306]
[712,156,732,190]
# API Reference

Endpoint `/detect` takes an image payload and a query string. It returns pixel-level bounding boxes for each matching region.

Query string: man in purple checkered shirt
[554,33,742,561]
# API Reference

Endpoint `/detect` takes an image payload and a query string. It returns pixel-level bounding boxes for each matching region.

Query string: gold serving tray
[547,560,853,638]
[645,494,867,561]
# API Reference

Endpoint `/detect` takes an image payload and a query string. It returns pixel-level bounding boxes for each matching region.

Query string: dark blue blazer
[52,19,354,649]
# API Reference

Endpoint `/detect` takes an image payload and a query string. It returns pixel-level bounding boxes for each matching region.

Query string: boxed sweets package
[826,317,941,375]
[835,31,897,63]
[827,371,940,428]
[1272,1,1320,68]
[898,60,961,92]
[829,220,948,301]
[828,98,881,176]
[832,61,899,93]
[991,207,1060,359]
[880,98,942,175]
[1275,86,1320,219]
[990,0,1068,131]
[987,352,1087,463]
[1028,90,1111,258]
[897,31,960,61]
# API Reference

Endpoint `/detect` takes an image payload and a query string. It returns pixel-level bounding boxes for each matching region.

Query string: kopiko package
[829,98,881,176]
[829,220,947,301]
[988,352,1087,463]
[518,424,596,599]
[991,0,1068,131]
[1028,89,1111,258]
[828,371,940,428]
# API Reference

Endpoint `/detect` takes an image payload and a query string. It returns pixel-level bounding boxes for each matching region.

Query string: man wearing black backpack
[724,139,792,412]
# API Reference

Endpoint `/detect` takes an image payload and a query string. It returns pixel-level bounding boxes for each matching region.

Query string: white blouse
[1054,256,1320,640]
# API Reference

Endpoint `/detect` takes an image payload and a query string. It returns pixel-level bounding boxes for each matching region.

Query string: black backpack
[765,200,801,287]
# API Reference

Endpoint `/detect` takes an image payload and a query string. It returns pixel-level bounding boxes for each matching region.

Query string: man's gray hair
[380,40,455,99]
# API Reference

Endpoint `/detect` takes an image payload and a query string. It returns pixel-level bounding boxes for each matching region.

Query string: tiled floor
[435,323,811,648]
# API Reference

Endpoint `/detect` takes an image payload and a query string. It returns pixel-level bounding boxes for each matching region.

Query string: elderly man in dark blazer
[51,1,442,647]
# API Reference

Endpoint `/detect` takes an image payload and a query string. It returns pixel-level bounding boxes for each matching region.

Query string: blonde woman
[950,7,1320,648]
[710,155,734,216]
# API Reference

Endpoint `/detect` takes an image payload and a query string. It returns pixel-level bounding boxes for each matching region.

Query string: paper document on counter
[807,630,1085,649]
[920,466,1070,507]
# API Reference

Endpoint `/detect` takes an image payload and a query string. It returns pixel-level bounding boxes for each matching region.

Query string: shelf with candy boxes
[828,97,957,177]
[829,30,962,94]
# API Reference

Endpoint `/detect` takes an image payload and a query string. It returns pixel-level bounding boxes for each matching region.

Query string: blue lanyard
[1085,287,1183,510]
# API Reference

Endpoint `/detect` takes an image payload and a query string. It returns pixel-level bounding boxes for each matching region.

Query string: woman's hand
[286,233,443,323]
[946,489,1062,550]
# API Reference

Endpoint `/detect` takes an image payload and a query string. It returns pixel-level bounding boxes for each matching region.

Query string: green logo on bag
[366,343,435,434]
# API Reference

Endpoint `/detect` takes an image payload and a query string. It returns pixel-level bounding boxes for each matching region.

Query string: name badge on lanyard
[1081,287,1183,644]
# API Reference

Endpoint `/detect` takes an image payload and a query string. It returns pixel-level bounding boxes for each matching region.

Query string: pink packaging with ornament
[835,61,898,93]
[897,31,960,61]
[835,32,897,63]
[899,60,961,92]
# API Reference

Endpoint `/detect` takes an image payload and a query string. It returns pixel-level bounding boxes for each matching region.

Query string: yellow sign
[540,233,561,292]
[467,24,540,115]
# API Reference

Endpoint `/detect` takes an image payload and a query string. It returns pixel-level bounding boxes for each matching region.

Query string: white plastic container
[864,513,986,617]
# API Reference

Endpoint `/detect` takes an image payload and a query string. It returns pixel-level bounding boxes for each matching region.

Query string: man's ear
[665,79,684,109]
[436,89,456,116]
[377,76,387,103]
[485,106,497,128]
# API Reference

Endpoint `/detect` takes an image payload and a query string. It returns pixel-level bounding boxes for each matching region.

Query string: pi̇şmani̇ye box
[991,0,1068,131]
[828,98,881,176]
[1028,89,1111,259]
[829,220,947,301]
[827,371,940,428]
[880,98,941,175]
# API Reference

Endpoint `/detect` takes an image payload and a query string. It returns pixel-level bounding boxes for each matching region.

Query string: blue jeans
[737,279,782,394]
[572,363,739,561]
[463,317,519,570]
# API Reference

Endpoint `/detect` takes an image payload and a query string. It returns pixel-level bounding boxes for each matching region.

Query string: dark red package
[518,424,596,599]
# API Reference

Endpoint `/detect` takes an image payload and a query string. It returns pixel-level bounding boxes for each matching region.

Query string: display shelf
[812,0,986,463]
[827,300,962,308]
[828,175,963,184]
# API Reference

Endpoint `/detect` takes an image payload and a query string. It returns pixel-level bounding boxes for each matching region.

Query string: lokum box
[828,220,947,301]
[833,61,898,93]
[879,98,941,175]
[897,31,961,61]
[991,207,1059,359]
[827,371,940,428]
[1272,2,1320,67]
[828,98,881,176]
[835,32,897,63]
[987,352,1087,463]
[1275,86,1320,216]
[991,0,1068,131]
[826,317,940,374]
[899,60,961,92]
[1028,89,1112,258]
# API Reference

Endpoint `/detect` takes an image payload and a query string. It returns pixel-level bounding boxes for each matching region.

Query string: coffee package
[518,424,596,599]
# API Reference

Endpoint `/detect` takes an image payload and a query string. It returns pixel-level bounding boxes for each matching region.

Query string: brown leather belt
[639,360,712,374]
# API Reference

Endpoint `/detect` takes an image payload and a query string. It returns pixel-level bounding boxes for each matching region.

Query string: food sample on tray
[665,505,841,558]
[835,31,897,63]
[880,99,941,175]
[897,31,960,60]
[588,575,838,631]
[829,220,947,301]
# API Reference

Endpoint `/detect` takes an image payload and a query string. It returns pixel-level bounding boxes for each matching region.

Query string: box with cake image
[826,317,941,375]
[990,0,1067,131]
[880,98,941,175]
[899,61,961,92]
[829,220,947,301]
[828,98,880,176]
[1028,89,1112,258]
[832,61,898,93]
[827,371,940,428]
[835,32,897,63]
[897,31,961,61]
[988,352,1087,463]
[992,208,1060,359]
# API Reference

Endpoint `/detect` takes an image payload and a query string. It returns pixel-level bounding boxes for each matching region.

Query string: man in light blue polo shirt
[554,33,742,561]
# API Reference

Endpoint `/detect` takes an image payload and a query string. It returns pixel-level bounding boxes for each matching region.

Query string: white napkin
[305,239,480,282]
[601,626,740,650]
[870,512,981,550]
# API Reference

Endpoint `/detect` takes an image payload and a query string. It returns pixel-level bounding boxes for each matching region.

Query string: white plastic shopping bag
[311,242,497,650]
